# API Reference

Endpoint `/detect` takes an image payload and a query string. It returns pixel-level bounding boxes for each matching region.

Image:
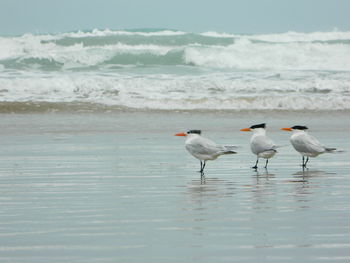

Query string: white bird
[175,130,237,173]
[281,125,336,168]
[240,123,278,169]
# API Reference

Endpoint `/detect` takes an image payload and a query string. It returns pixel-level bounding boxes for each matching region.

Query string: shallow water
[0,112,350,262]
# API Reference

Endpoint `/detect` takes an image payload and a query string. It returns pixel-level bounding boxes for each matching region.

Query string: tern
[175,130,237,173]
[240,123,278,169]
[281,125,337,168]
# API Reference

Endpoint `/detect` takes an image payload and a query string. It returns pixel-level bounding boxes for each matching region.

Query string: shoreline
[0,101,350,115]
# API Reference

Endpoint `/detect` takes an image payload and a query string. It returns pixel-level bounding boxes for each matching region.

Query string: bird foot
[301,165,308,170]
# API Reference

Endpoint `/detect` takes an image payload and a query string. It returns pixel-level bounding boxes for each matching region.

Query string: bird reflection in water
[248,169,277,208]
[289,169,336,209]
[182,176,236,215]
[292,169,330,182]
[186,177,235,198]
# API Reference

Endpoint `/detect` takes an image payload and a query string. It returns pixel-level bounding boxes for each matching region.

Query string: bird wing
[251,135,277,155]
[186,136,224,156]
[291,133,325,154]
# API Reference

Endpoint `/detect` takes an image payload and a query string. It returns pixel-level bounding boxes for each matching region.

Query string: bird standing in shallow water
[240,123,278,170]
[281,125,337,168]
[175,130,237,174]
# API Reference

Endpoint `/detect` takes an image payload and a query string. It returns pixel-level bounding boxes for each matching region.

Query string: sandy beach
[0,110,349,262]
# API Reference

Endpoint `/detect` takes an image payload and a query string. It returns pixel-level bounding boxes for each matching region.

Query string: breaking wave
[1,29,350,71]
[0,29,350,111]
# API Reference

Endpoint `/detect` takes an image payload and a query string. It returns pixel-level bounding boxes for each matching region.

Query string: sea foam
[0,29,349,111]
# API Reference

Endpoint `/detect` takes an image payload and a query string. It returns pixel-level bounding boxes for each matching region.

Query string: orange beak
[174,132,186,136]
[240,128,251,132]
[280,127,292,131]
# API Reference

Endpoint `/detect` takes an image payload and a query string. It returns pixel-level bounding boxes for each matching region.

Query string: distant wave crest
[1,29,350,71]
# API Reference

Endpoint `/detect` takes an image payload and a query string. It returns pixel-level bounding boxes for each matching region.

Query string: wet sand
[0,111,350,262]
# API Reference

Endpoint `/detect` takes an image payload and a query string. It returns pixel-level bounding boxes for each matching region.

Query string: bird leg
[264,159,269,169]
[202,161,206,172]
[301,156,309,169]
[199,161,203,173]
[252,158,259,169]
[199,160,206,173]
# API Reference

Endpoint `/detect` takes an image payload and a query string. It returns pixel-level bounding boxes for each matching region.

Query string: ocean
[0,29,350,112]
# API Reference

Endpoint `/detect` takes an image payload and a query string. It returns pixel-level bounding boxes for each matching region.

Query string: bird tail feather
[224,145,239,151]
[223,150,237,154]
[221,145,238,154]
[222,145,237,154]
[326,147,345,153]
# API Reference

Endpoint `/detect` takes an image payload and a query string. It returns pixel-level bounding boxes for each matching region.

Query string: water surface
[0,112,349,262]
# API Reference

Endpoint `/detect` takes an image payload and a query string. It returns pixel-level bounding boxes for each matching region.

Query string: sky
[1,0,350,35]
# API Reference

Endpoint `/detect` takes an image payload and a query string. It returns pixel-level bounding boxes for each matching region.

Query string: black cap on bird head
[291,125,308,130]
[187,130,201,135]
[250,123,266,129]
